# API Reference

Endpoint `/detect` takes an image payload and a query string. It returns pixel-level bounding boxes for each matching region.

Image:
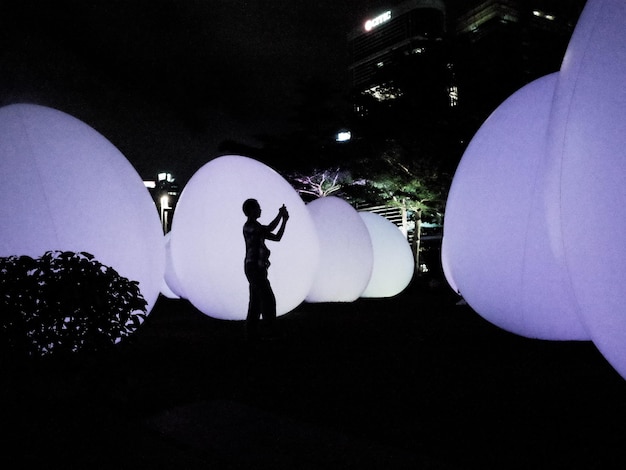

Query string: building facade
[144,172,179,233]
[346,0,586,167]
[348,0,453,118]
[450,0,586,125]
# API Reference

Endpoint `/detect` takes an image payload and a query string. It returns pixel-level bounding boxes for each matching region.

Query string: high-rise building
[449,0,586,126]
[346,0,586,165]
[346,0,460,171]
[348,0,452,120]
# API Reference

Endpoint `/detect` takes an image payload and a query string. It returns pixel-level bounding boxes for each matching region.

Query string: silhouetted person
[242,199,289,342]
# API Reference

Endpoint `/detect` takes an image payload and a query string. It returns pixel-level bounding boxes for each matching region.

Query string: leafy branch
[0,250,147,357]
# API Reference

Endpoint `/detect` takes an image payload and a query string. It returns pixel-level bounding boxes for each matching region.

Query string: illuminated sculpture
[161,232,183,299]
[443,0,626,376]
[358,211,414,298]
[442,74,588,340]
[544,0,626,376]
[0,103,165,316]
[169,155,320,320]
[305,196,373,302]
[440,237,459,296]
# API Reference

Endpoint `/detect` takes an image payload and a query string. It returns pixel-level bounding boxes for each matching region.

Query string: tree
[0,250,147,357]
[343,140,450,269]
[287,168,352,201]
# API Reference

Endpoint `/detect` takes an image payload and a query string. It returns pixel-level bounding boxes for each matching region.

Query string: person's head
[242,198,261,218]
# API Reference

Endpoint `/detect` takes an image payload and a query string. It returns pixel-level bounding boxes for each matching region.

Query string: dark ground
[2,276,626,469]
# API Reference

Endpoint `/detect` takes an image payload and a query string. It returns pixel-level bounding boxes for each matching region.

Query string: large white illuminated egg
[305,196,373,302]
[169,155,320,320]
[0,103,165,315]
[546,0,626,374]
[161,232,183,299]
[443,74,588,340]
[358,211,413,298]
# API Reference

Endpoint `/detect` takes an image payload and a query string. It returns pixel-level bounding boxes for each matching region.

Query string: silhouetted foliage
[0,250,147,357]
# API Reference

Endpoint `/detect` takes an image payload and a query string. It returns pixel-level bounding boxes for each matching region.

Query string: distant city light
[533,10,555,21]
[336,131,352,142]
[447,85,459,107]
[363,84,403,102]
[158,172,175,182]
[364,10,392,32]
[144,180,156,189]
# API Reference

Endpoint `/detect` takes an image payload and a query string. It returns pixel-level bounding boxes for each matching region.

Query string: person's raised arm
[266,209,283,232]
[265,206,289,241]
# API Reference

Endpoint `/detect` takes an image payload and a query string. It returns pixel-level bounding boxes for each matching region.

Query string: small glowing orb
[358,211,413,298]
[0,103,165,315]
[546,0,626,374]
[169,155,320,320]
[443,74,588,340]
[161,232,183,299]
[305,196,373,302]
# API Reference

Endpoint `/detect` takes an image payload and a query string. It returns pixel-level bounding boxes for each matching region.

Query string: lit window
[363,84,403,102]
[158,172,175,182]
[533,10,555,21]
[447,86,459,107]
[336,131,352,142]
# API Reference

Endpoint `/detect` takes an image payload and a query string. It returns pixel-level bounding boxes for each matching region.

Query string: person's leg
[245,267,263,342]
[259,277,277,337]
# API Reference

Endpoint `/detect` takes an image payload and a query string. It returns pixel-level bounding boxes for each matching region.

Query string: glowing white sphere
[169,155,320,320]
[440,236,460,295]
[546,0,626,374]
[161,232,182,299]
[0,103,165,314]
[305,196,373,302]
[358,211,413,298]
[443,74,588,340]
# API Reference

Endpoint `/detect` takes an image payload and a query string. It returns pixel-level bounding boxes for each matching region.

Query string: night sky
[0,0,391,183]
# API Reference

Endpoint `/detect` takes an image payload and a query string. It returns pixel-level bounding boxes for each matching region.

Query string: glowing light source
[169,155,320,320]
[443,0,626,379]
[545,0,626,376]
[533,10,555,20]
[0,103,165,316]
[364,10,392,31]
[336,131,352,142]
[161,232,183,299]
[442,74,588,340]
[358,211,413,298]
[305,196,373,302]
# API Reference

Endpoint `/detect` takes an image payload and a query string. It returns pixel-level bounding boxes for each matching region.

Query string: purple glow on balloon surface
[0,103,165,315]
[443,74,588,340]
[161,232,183,299]
[169,155,320,320]
[546,0,626,375]
[358,211,413,298]
[305,196,373,302]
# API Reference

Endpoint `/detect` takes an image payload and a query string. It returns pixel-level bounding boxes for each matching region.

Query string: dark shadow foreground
[2,278,626,469]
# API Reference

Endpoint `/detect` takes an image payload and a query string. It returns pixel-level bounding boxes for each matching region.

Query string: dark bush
[0,250,147,357]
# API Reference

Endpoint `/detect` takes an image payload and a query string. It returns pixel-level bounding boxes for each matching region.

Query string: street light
[336,130,352,142]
